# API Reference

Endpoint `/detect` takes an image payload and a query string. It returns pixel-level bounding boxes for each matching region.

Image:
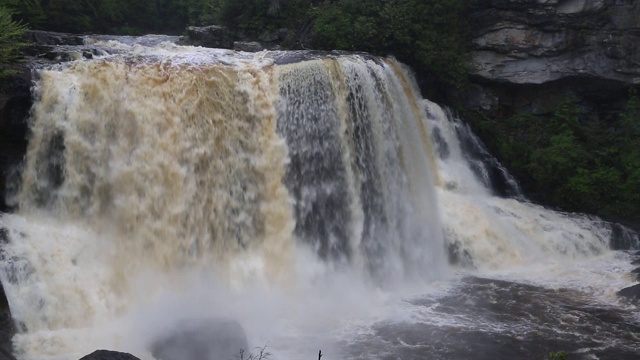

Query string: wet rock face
[150,319,248,360]
[617,283,640,302]
[470,0,640,84]
[179,25,234,49]
[465,0,640,112]
[178,25,288,51]
[26,30,85,46]
[0,70,32,213]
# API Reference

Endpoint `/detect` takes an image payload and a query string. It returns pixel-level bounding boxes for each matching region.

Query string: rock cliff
[464,0,640,114]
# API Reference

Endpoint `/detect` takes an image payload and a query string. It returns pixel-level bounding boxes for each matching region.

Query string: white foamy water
[0,39,638,360]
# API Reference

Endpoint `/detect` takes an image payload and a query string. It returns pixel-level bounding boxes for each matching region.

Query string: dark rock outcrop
[78,350,140,360]
[0,69,32,212]
[464,0,640,115]
[150,318,248,360]
[1,30,112,212]
[178,25,234,49]
[25,30,85,46]
[179,25,288,51]
[469,0,640,85]
[617,283,640,302]
[609,222,640,250]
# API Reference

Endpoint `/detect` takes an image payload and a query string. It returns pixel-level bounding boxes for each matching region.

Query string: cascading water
[425,101,639,270]
[0,41,447,359]
[0,39,638,360]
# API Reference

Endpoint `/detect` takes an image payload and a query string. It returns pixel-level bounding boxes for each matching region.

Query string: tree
[310,0,469,91]
[1,0,46,28]
[0,5,27,80]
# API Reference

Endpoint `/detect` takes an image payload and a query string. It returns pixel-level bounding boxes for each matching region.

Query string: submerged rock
[617,284,640,302]
[78,350,140,360]
[150,318,248,360]
[233,41,266,52]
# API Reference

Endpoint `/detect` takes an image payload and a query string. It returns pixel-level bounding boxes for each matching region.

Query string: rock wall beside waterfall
[459,0,640,225]
[0,69,32,213]
[464,0,640,114]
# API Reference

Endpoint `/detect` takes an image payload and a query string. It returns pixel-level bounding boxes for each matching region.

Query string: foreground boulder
[78,350,140,360]
[618,284,640,302]
[150,318,248,360]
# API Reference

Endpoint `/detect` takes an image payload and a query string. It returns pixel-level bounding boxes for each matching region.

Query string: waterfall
[0,40,637,360]
[425,100,639,269]
[0,43,448,358]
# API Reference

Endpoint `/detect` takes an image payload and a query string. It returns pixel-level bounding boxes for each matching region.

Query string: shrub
[0,5,27,80]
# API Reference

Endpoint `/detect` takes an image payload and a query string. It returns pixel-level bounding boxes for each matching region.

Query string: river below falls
[269,252,640,360]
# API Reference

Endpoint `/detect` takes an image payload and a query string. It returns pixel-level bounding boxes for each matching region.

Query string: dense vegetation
[0,5,27,80]
[1,0,468,93]
[309,0,468,90]
[470,90,640,221]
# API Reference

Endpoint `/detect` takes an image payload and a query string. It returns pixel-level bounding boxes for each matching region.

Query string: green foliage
[0,5,27,79]
[0,0,470,92]
[310,0,469,89]
[1,0,46,27]
[470,89,640,220]
[215,0,310,39]
[548,351,568,360]
[1,0,190,35]
[185,0,222,26]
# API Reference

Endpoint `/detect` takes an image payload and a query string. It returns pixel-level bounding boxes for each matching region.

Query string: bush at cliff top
[309,0,469,91]
[0,5,27,80]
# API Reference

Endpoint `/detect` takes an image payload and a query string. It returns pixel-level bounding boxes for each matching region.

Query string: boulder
[78,350,140,360]
[179,26,234,49]
[150,318,248,360]
[617,284,640,302]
